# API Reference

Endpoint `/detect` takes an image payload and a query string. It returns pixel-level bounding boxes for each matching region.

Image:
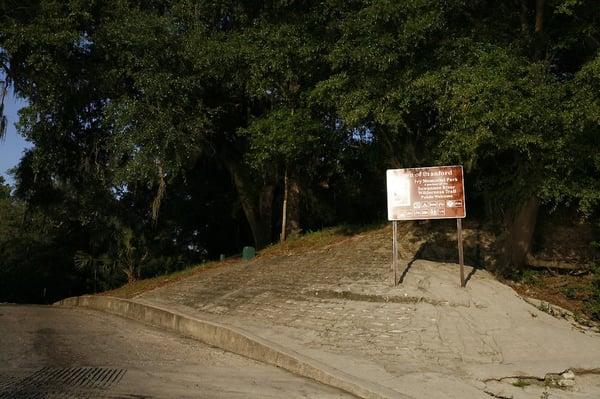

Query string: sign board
[387,165,465,221]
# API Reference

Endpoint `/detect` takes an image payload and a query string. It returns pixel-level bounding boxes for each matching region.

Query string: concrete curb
[56,295,410,399]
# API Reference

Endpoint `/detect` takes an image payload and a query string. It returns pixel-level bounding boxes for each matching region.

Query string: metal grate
[0,367,127,399]
[0,375,22,391]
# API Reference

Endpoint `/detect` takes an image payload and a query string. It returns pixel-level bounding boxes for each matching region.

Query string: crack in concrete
[483,390,513,399]
[304,289,485,308]
[483,374,553,384]
[482,367,600,383]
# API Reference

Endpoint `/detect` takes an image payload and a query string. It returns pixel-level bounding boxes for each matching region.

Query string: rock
[561,370,575,380]
[558,379,576,388]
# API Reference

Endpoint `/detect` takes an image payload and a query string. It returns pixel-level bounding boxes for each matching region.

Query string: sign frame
[386,165,467,287]
[387,165,466,221]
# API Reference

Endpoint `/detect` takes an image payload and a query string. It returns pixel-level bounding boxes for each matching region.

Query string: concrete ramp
[59,225,600,398]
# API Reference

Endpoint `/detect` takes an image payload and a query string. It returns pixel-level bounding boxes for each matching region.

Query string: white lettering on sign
[386,166,466,221]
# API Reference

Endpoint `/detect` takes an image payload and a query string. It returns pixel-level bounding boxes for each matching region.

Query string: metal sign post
[457,218,465,287]
[392,220,398,284]
[386,165,467,287]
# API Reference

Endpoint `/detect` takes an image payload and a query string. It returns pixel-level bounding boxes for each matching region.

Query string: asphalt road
[0,304,354,398]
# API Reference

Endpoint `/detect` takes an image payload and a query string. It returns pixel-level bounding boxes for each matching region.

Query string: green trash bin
[242,246,255,260]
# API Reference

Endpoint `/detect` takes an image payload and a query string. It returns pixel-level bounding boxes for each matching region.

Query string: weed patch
[512,379,531,388]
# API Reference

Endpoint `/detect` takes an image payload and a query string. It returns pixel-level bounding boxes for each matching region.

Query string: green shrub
[521,269,544,287]
[562,286,578,300]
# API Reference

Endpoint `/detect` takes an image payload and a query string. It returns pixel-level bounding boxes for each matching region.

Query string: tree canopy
[0,0,598,302]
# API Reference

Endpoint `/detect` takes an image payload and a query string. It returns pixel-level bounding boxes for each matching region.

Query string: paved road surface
[0,304,354,398]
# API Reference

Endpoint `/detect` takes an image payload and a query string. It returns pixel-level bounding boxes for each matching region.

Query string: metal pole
[391,221,395,271]
[280,166,288,242]
[392,221,398,285]
[457,218,465,287]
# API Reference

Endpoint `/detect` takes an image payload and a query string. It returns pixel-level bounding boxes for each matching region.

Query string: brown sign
[387,165,466,221]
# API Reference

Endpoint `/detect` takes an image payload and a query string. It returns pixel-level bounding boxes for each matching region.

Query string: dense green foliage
[0,0,598,302]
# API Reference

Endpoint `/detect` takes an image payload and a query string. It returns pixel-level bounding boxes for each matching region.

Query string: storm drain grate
[0,375,23,391]
[0,367,126,399]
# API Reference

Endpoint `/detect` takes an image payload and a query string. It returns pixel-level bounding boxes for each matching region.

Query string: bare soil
[508,271,596,318]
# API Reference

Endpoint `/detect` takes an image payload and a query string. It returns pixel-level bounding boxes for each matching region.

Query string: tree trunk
[222,155,271,249]
[280,167,289,242]
[285,166,301,239]
[534,0,545,33]
[520,0,530,34]
[259,184,274,243]
[497,197,539,273]
[533,0,546,59]
[0,80,7,139]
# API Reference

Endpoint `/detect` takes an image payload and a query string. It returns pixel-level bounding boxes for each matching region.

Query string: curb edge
[55,295,410,399]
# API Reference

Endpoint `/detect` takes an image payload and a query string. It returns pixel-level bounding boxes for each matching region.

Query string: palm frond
[74,251,94,270]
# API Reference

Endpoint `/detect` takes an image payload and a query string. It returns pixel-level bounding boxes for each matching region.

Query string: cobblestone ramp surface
[137,225,600,399]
